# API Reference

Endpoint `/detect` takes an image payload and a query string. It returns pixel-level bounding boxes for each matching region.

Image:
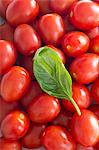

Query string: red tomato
[1,110,30,140]
[50,0,77,15]
[91,78,99,104]
[27,93,60,123]
[21,81,43,108]
[69,1,99,30]
[0,137,22,150]
[76,144,95,150]
[14,24,41,55]
[0,22,14,41]
[62,82,90,112]
[1,66,30,102]
[85,27,99,39]
[90,36,99,55]
[69,53,99,84]
[89,105,99,120]
[6,0,39,26]
[0,97,19,124]
[22,123,46,148]
[42,125,76,150]
[0,40,17,75]
[47,45,66,64]
[38,13,65,46]
[70,109,99,146]
[62,31,90,57]
[94,142,99,150]
[0,0,12,18]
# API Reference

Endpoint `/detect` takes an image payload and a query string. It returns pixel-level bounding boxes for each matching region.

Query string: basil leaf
[33,46,81,115]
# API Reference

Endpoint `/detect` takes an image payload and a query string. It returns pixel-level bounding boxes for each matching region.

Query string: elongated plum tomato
[70,109,99,146]
[42,126,76,150]
[1,111,30,140]
[91,78,99,104]
[1,66,30,102]
[22,123,46,149]
[90,36,99,55]
[69,53,99,84]
[0,40,17,75]
[62,31,90,57]
[27,93,60,123]
[47,45,66,64]
[0,137,22,150]
[38,13,65,46]
[62,82,90,112]
[14,24,41,55]
[69,0,99,30]
[6,0,39,26]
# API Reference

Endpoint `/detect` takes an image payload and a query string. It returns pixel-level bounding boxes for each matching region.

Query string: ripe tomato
[0,40,17,75]
[21,81,43,108]
[91,78,99,104]
[90,36,99,55]
[70,109,99,146]
[47,45,66,64]
[1,66,30,102]
[69,53,99,84]
[14,24,41,55]
[69,0,99,30]
[27,93,60,123]
[89,105,99,120]
[1,110,30,140]
[62,82,90,112]
[38,13,65,46]
[0,137,22,150]
[42,125,76,150]
[85,27,99,39]
[6,0,39,26]
[22,123,46,148]
[62,31,90,57]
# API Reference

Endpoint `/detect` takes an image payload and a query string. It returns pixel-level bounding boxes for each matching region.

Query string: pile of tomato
[0,0,99,150]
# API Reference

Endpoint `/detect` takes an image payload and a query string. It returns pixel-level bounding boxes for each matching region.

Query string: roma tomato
[69,0,99,30]
[89,105,99,120]
[21,81,43,108]
[47,45,66,64]
[76,144,95,150]
[14,24,41,55]
[6,0,39,26]
[22,123,46,148]
[62,82,90,112]
[69,53,99,84]
[91,78,99,104]
[0,137,22,150]
[42,126,76,150]
[0,40,17,75]
[1,111,30,140]
[1,66,30,102]
[62,31,90,57]
[70,109,99,146]
[38,13,65,46]
[27,93,60,123]
[90,36,99,55]
[85,27,99,39]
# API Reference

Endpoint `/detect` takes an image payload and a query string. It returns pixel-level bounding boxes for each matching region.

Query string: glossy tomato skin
[27,93,60,123]
[1,110,30,140]
[70,109,99,146]
[38,13,65,46]
[1,66,30,102]
[69,53,99,84]
[42,125,76,150]
[91,78,99,104]
[47,45,66,64]
[50,0,77,15]
[69,1,99,30]
[90,36,99,55]
[89,105,99,120]
[6,0,39,26]
[62,82,90,112]
[85,27,99,39]
[21,81,43,108]
[14,24,41,55]
[62,31,90,57]
[0,137,22,150]
[22,123,46,148]
[0,40,17,75]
